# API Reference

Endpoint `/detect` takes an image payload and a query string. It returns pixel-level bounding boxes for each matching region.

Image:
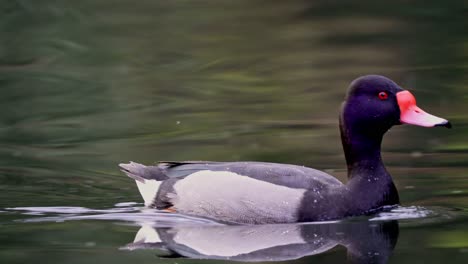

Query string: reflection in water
[11,205,460,263]
[123,221,399,263]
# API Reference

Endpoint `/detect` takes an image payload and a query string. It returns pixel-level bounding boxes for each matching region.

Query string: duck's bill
[396,91,451,128]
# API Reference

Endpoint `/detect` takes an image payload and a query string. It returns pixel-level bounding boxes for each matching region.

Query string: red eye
[378,92,388,100]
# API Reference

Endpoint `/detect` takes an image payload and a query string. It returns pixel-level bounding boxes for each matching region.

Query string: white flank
[135,179,161,206]
[134,224,162,243]
[170,170,307,223]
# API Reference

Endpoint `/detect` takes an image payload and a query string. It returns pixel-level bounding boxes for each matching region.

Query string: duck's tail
[119,161,168,182]
[119,162,165,206]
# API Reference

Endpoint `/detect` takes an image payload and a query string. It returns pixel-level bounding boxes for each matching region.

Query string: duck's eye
[378,92,388,100]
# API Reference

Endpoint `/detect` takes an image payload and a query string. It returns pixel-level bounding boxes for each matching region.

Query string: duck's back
[170,161,343,188]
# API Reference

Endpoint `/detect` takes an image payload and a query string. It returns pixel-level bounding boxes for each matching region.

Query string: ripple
[369,206,462,225]
[370,206,433,221]
[6,204,220,226]
[6,206,136,215]
[5,204,462,227]
[114,202,139,207]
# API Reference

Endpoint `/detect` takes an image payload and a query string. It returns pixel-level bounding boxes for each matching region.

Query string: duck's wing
[120,161,342,189]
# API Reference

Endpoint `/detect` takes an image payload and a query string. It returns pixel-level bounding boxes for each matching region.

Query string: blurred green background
[0,0,467,263]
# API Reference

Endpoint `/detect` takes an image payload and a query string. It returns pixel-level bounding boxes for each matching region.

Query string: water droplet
[85,241,96,247]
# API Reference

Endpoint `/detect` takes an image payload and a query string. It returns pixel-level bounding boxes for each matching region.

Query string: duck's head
[341,75,451,138]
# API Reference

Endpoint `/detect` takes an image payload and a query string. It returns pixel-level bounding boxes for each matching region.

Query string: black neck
[340,113,385,179]
[339,109,399,208]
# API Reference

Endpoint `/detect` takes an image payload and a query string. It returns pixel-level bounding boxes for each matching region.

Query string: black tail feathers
[119,161,169,182]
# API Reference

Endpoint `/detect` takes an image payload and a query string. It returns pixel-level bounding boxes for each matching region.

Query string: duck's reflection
[123,220,399,263]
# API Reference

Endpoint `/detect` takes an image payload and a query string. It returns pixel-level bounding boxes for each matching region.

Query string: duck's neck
[339,111,399,206]
[340,114,385,179]
[340,126,385,179]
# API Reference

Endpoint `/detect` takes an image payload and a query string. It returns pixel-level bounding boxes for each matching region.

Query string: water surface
[0,0,467,263]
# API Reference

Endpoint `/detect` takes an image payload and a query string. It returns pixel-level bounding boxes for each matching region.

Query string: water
[0,0,467,263]
[2,205,467,263]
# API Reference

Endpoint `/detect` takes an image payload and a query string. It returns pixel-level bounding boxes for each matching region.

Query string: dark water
[1,0,467,263]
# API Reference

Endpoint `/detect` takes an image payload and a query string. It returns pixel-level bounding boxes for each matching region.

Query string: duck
[119,75,451,224]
